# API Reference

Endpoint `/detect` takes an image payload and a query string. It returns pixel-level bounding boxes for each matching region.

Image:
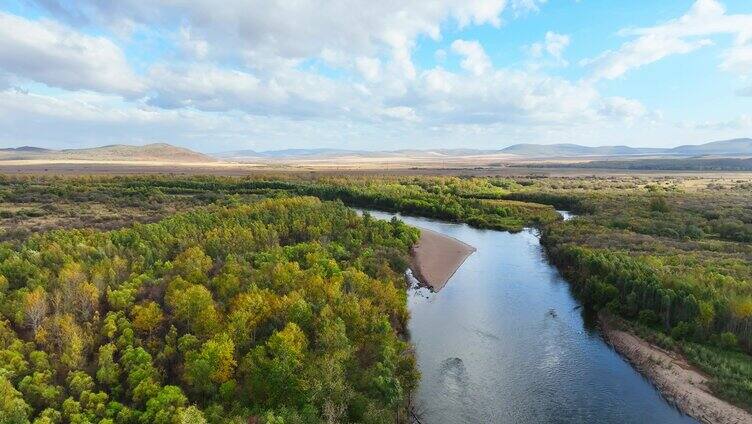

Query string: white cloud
[721,44,752,75]
[407,65,643,126]
[146,64,370,119]
[179,26,209,60]
[543,31,570,60]
[451,39,491,75]
[527,31,570,67]
[0,12,143,96]
[5,0,745,151]
[598,96,647,121]
[530,31,570,60]
[355,57,382,82]
[693,114,752,130]
[380,106,420,122]
[30,0,543,66]
[584,0,752,81]
[584,35,713,81]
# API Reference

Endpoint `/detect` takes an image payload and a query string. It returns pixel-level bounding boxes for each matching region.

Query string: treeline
[0,197,420,423]
[295,178,559,231]
[0,175,560,240]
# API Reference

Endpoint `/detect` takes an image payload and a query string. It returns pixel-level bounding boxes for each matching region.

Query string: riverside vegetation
[0,195,419,423]
[0,174,751,420]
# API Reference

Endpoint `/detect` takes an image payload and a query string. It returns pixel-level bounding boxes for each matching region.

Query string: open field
[3,160,752,179]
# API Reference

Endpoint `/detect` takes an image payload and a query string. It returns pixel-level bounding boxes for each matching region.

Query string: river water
[364,210,695,424]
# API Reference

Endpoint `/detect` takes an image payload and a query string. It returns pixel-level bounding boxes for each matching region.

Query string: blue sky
[0,0,750,152]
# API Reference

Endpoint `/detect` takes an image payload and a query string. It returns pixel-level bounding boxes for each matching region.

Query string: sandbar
[410,228,475,291]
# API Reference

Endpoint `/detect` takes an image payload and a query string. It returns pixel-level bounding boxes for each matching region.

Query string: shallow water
[363,210,695,424]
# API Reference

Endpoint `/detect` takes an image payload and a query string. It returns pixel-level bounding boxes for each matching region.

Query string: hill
[215,138,752,162]
[499,143,664,157]
[0,143,215,163]
[500,138,752,157]
[669,138,752,155]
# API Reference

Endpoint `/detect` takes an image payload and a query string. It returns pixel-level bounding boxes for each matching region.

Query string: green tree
[1,372,32,424]
[131,302,164,335]
[140,385,187,424]
[183,333,236,395]
[171,247,212,284]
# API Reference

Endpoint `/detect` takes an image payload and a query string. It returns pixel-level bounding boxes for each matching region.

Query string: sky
[0,0,751,152]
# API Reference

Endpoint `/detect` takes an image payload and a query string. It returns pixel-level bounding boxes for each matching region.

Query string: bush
[638,310,658,326]
[715,332,738,350]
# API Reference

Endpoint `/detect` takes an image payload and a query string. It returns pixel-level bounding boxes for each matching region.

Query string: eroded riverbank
[599,313,752,424]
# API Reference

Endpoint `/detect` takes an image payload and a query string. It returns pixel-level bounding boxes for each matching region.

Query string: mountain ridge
[0,143,216,163]
[216,138,752,160]
[1,138,749,163]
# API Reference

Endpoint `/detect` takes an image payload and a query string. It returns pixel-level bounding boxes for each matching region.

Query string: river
[364,210,695,424]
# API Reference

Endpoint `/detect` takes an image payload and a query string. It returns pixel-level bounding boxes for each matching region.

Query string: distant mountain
[0,143,215,163]
[499,143,666,157]
[0,146,52,153]
[216,138,752,161]
[500,138,752,157]
[669,138,752,155]
[4,138,749,164]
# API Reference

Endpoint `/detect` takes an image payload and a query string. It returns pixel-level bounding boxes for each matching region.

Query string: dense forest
[1,174,751,414]
[0,196,420,423]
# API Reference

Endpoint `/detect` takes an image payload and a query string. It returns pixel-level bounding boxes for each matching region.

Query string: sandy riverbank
[409,227,475,291]
[599,313,752,424]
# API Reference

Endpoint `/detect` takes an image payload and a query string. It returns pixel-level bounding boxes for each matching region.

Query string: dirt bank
[599,313,752,424]
[409,228,475,291]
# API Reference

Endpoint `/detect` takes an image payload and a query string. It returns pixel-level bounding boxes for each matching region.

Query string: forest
[0,196,420,423]
[1,173,751,416]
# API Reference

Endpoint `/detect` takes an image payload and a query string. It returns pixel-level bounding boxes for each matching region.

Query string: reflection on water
[363,210,694,424]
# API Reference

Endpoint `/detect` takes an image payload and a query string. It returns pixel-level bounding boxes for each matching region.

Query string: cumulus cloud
[146,64,370,119]
[404,65,644,126]
[721,44,752,75]
[451,40,491,75]
[6,0,745,151]
[584,0,752,81]
[355,57,382,82]
[0,12,143,96]
[529,31,570,62]
[29,0,542,66]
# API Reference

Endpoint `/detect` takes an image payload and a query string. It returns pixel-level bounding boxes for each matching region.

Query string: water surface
[364,210,694,424]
